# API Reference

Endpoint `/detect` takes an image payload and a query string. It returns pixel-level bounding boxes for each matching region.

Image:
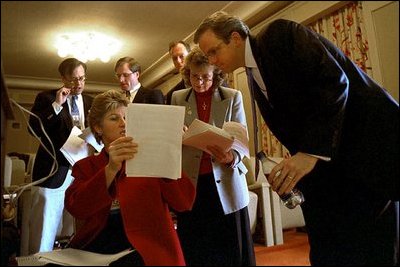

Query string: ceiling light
[55,31,121,63]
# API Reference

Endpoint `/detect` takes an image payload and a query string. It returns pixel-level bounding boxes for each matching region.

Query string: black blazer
[165,79,186,105]
[132,86,164,104]
[29,89,93,188]
[249,19,399,265]
[250,19,399,201]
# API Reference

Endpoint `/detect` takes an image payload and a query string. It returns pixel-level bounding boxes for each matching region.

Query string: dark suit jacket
[29,89,93,188]
[250,19,398,264]
[133,86,164,104]
[165,79,186,105]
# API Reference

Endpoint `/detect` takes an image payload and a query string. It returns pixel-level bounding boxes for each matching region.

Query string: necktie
[245,67,260,180]
[126,90,131,98]
[71,95,81,129]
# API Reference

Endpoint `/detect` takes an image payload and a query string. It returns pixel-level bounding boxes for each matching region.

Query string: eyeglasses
[205,41,225,59]
[66,76,86,85]
[115,72,133,79]
[190,74,213,84]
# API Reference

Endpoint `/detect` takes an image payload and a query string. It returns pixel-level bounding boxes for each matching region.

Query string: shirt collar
[245,37,258,69]
[69,94,81,100]
[129,82,141,93]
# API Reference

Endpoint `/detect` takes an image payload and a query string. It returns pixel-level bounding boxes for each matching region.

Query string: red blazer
[65,150,196,266]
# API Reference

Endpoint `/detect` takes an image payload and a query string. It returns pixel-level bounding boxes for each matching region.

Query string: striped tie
[71,95,81,129]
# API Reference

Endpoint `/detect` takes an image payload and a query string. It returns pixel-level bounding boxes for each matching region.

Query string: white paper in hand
[183,119,249,157]
[78,127,104,152]
[125,104,185,179]
[60,126,90,166]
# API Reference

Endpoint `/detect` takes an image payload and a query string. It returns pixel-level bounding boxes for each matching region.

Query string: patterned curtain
[260,1,372,157]
[308,1,372,75]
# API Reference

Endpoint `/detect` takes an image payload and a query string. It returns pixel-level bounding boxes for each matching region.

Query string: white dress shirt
[52,94,85,129]
[126,82,141,102]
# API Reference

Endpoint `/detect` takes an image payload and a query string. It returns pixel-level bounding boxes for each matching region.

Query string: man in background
[165,41,191,105]
[114,57,164,104]
[28,58,93,253]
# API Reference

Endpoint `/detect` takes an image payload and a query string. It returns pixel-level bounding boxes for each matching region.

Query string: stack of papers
[60,126,104,166]
[16,248,134,266]
[183,119,249,157]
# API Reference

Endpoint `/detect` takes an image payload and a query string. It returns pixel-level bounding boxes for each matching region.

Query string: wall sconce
[55,31,121,63]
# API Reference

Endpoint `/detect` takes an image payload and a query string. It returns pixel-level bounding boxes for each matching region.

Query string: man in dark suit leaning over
[194,11,399,266]
[28,58,94,254]
[165,40,191,105]
[114,57,164,104]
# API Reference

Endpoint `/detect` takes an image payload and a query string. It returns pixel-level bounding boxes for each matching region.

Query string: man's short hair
[58,58,87,76]
[114,57,141,73]
[168,40,191,54]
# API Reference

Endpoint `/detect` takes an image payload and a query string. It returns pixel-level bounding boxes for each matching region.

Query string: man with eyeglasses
[194,11,399,266]
[28,57,94,254]
[114,57,164,104]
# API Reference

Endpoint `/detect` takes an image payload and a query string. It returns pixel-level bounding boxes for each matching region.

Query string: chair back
[10,157,26,185]
[4,155,12,187]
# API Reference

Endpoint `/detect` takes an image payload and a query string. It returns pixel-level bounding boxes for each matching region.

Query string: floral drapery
[308,1,372,75]
[260,1,372,157]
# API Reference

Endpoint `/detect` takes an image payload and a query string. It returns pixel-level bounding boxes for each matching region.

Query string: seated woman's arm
[160,172,196,212]
[65,159,113,220]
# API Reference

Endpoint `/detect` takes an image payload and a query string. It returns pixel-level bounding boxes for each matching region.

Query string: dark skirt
[83,211,144,266]
[177,173,256,266]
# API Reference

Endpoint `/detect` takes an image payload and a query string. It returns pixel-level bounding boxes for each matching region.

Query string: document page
[183,119,233,154]
[222,121,250,158]
[16,248,134,266]
[78,127,104,152]
[60,126,90,166]
[125,103,185,179]
[183,119,249,157]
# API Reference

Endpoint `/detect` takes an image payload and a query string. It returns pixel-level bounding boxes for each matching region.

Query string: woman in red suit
[65,90,195,266]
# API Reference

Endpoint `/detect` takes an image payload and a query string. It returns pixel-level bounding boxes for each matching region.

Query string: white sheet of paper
[125,103,185,179]
[16,248,134,266]
[222,121,250,158]
[78,127,104,152]
[183,119,250,158]
[60,126,90,166]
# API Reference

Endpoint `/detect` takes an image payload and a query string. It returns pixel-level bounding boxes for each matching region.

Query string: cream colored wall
[157,73,184,95]
[6,102,39,154]
[363,1,399,102]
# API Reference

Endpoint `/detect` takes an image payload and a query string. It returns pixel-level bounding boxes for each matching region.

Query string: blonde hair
[88,90,129,144]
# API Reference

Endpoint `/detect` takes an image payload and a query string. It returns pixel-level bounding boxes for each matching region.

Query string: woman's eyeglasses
[190,74,213,84]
